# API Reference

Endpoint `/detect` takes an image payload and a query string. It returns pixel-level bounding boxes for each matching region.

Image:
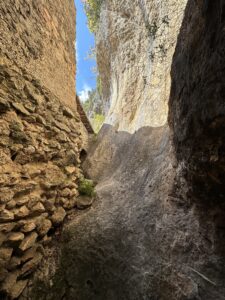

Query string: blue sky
[75,0,96,101]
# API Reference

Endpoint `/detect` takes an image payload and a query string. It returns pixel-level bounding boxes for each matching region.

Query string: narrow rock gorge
[1,0,225,299]
[0,1,89,298]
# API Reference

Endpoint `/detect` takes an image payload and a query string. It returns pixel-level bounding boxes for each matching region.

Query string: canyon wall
[97,0,187,132]
[0,0,76,109]
[14,0,225,299]
[34,1,225,299]
[0,1,88,299]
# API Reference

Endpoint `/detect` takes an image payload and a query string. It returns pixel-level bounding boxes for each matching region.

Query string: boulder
[63,106,75,118]
[0,267,8,282]
[52,120,71,133]
[19,232,38,251]
[31,202,45,214]
[12,102,30,116]
[1,271,19,294]
[0,120,10,136]
[76,196,94,210]
[7,232,24,242]
[20,252,42,277]
[0,232,7,246]
[36,219,52,237]
[14,205,30,219]
[21,245,40,264]
[10,279,28,299]
[21,221,36,233]
[0,247,13,262]
[6,200,16,209]
[0,97,10,113]
[0,209,14,222]
[60,188,71,198]
[8,256,21,271]
[43,198,56,213]
[0,222,16,233]
[65,166,77,175]
[0,190,14,204]
[51,207,66,225]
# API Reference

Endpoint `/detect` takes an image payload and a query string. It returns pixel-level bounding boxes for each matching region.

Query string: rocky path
[29,125,225,300]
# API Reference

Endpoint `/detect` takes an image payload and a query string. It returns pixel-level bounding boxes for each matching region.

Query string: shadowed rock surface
[0,1,91,298]
[27,1,225,299]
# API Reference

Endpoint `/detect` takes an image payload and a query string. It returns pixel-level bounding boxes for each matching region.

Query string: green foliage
[78,178,96,197]
[162,15,170,25]
[146,21,158,39]
[92,113,105,133]
[81,88,105,133]
[83,0,103,33]
[97,75,102,96]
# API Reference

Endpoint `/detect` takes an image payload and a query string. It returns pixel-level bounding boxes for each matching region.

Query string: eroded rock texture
[97,0,187,132]
[29,1,225,299]
[0,1,88,298]
[0,0,76,108]
[169,0,225,204]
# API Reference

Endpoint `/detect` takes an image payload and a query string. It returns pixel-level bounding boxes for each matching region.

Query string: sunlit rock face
[0,1,89,298]
[0,0,77,109]
[52,1,225,299]
[97,0,187,132]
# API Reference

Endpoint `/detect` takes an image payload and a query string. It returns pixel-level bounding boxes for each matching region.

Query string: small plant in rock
[162,15,170,25]
[158,44,167,60]
[78,177,96,197]
[146,21,158,39]
[82,0,104,33]
[150,51,155,62]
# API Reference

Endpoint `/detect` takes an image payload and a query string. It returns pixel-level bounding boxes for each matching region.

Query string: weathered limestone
[97,0,187,132]
[26,1,225,299]
[0,0,90,298]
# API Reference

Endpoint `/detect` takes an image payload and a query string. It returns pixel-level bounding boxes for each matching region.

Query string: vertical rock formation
[0,0,76,108]
[0,1,88,298]
[97,0,187,132]
[169,0,225,202]
[31,1,225,299]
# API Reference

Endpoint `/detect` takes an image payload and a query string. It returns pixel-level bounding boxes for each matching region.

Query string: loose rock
[19,232,38,251]
[76,196,94,210]
[51,207,66,225]
[0,209,14,222]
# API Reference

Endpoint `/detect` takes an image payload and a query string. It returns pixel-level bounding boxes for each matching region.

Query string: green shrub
[78,178,96,197]
[146,21,158,39]
[83,0,103,33]
[92,113,105,133]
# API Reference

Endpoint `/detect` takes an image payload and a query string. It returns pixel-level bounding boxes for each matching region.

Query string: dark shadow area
[26,1,225,300]
[80,149,87,164]
[169,0,225,298]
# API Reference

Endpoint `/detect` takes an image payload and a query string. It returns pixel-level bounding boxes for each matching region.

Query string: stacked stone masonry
[0,0,90,297]
[76,96,94,134]
[0,61,85,299]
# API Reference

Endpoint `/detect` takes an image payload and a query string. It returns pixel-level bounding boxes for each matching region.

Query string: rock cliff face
[0,1,88,298]
[97,0,187,132]
[0,0,76,108]
[32,0,225,299]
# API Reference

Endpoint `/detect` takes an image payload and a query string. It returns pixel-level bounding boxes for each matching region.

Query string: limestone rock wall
[169,0,225,199]
[15,0,225,299]
[0,1,87,299]
[0,0,76,109]
[97,0,187,132]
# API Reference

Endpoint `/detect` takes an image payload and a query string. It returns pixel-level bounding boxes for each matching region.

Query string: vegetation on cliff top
[82,0,103,33]
[82,88,105,133]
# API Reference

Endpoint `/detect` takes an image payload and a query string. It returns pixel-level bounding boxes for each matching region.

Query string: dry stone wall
[0,59,84,299]
[0,1,88,298]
